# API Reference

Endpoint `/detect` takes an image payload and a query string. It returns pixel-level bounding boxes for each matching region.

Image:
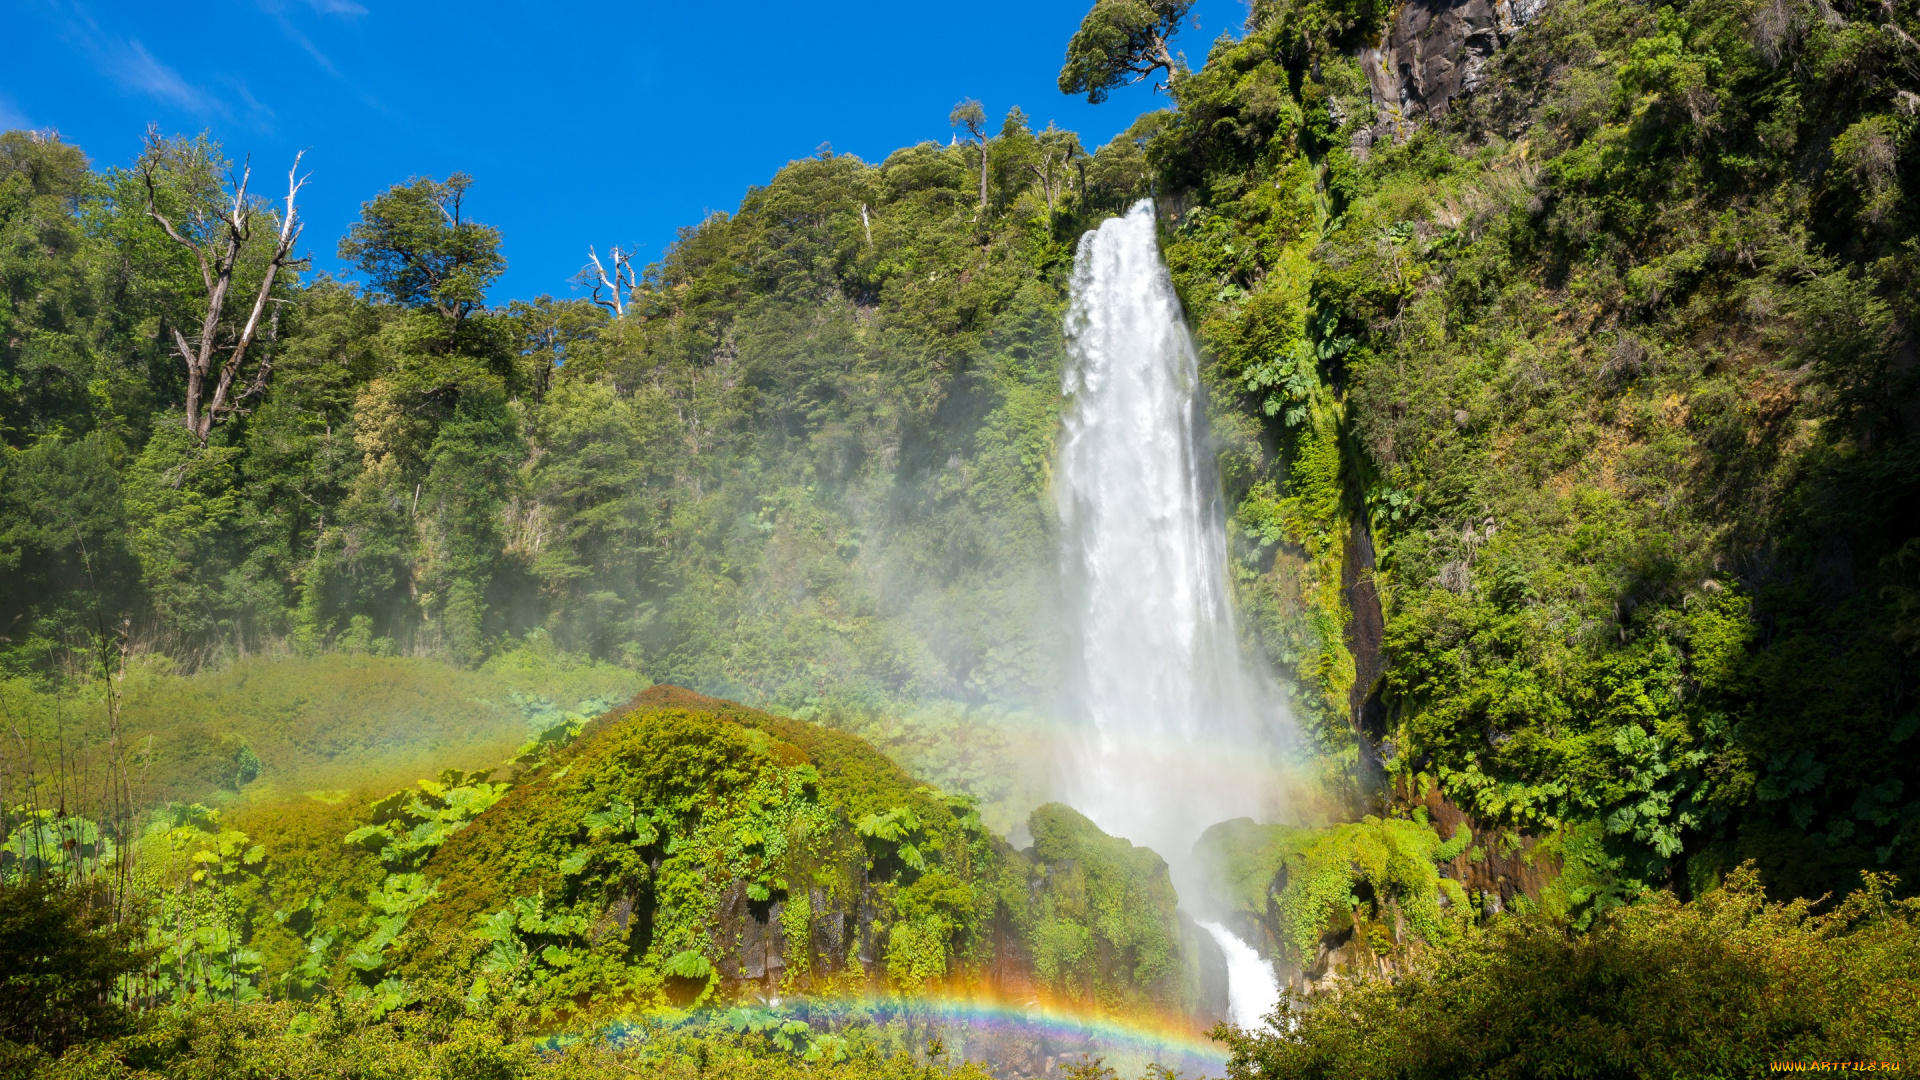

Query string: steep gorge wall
[1183,0,1920,915]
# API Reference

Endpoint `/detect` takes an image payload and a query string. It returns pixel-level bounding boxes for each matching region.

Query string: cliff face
[1359,0,1545,145]
[1168,0,1920,910]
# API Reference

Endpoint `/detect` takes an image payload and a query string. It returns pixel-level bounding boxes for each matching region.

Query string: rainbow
[893,994,1231,1075]
[593,992,1233,1076]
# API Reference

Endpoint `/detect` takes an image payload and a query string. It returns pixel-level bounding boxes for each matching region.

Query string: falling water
[1197,921,1282,1031]
[1056,199,1284,1029]
[1054,197,1281,893]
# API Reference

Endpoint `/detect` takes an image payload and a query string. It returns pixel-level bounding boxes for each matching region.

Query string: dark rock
[1182,913,1234,1027]
[1345,522,1390,803]
[1362,0,1545,145]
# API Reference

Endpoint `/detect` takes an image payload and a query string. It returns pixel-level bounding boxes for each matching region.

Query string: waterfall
[1198,921,1282,1031]
[1055,198,1282,900]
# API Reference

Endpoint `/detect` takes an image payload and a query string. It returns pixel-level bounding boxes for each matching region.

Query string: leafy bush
[19,992,998,1080]
[0,877,141,1057]
[1218,866,1920,1078]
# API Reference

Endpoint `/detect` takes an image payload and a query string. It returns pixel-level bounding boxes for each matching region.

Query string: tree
[1029,122,1084,215]
[123,421,242,642]
[419,382,524,665]
[139,129,308,445]
[1058,0,1194,103]
[950,100,990,213]
[338,173,503,330]
[0,432,139,659]
[582,244,641,316]
[504,295,606,402]
[0,131,96,447]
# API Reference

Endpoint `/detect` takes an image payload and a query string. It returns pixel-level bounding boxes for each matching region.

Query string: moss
[418,706,814,961]
[223,793,384,990]
[1022,803,1185,1011]
[381,687,1013,1014]
[596,687,948,827]
[1197,816,1466,962]
[778,890,812,981]
[884,916,948,992]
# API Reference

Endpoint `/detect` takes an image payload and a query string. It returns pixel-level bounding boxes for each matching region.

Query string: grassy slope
[1,646,645,812]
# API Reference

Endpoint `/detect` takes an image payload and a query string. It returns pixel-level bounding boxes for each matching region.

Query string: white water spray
[1054,199,1283,898]
[1198,921,1282,1031]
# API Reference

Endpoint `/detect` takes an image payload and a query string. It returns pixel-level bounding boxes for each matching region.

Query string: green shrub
[0,878,142,1057]
[1218,866,1920,1078]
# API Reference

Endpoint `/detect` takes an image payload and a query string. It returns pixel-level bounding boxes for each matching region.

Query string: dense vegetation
[0,115,1148,707]
[0,687,1204,1078]
[7,852,1914,1077]
[1217,866,1920,1076]
[5,0,1920,1069]
[1138,0,1920,904]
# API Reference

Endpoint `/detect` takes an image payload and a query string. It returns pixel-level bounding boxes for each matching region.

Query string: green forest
[4,0,1920,1073]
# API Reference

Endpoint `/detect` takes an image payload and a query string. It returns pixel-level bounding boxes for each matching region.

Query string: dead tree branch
[585,244,641,316]
[142,133,309,444]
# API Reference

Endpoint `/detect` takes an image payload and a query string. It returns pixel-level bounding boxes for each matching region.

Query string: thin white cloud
[0,95,33,131]
[255,0,391,116]
[228,79,278,130]
[264,5,345,79]
[115,39,225,114]
[50,2,228,116]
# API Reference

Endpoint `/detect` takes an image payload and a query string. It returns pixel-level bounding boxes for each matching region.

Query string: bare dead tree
[142,133,309,445]
[585,244,641,316]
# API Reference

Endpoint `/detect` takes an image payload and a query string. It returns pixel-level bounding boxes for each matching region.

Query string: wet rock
[1182,913,1233,1026]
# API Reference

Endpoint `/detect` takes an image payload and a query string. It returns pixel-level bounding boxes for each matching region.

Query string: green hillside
[5,0,1920,1071]
[1126,0,1920,901]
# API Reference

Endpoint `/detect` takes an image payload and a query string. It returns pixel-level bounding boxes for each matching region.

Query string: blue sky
[3,0,1247,302]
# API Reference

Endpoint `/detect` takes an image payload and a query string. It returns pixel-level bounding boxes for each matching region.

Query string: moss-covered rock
[392,687,987,1007]
[1016,803,1188,1013]
[1196,815,1471,989]
[156,687,1275,1022]
[338,686,1216,1021]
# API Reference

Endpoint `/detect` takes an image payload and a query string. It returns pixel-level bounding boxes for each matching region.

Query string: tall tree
[338,173,503,332]
[505,296,606,402]
[950,100,990,212]
[138,129,308,445]
[0,131,96,446]
[1058,0,1194,103]
[1029,122,1084,216]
